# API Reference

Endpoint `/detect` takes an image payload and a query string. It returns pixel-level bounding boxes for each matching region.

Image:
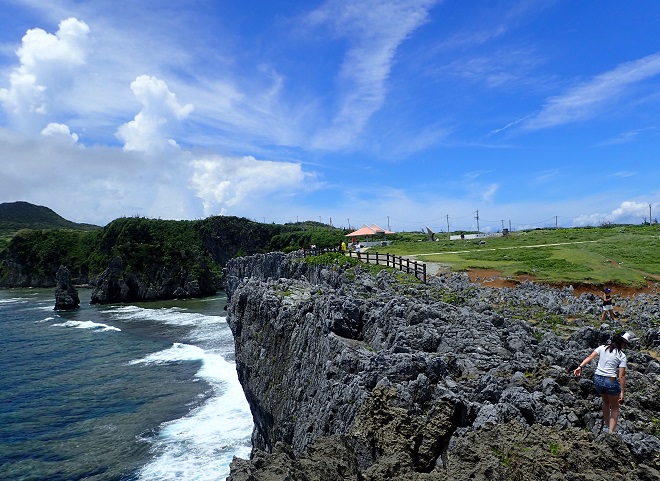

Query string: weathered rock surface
[90,255,217,304]
[223,253,660,481]
[54,265,80,310]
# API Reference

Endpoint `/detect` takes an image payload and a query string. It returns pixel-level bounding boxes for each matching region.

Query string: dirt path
[414,240,599,257]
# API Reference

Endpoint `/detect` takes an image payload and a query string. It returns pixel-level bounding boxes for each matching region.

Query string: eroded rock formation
[90,256,217,304]
[223,253,660,480]
[54,265,80,310]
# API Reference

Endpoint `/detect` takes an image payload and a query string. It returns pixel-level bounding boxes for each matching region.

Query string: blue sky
[1,0,660,232]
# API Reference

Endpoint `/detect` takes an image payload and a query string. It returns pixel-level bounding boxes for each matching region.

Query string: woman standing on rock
[601,287,615,321]
[573,332,631,433]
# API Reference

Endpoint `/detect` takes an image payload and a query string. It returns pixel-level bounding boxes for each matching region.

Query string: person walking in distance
[355,243,361,259]
[601,287,615,321]
[573,332,632,433]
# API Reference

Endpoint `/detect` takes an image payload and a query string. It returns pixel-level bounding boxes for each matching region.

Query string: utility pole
[347,219,350,230]
[387,216,390,231]
[555,216,558,229]
[650,204,653,224]
[501,219,504,231]
[474,210,480,233]
[446,215,450,234]
[509,220,512,232]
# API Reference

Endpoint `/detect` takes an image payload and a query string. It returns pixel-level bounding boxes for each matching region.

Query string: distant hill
[0,201,101,235]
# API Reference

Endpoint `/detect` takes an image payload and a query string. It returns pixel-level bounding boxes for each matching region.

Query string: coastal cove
[0,288,251,481]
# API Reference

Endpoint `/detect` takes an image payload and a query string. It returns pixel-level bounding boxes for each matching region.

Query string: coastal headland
[223,252,660,480]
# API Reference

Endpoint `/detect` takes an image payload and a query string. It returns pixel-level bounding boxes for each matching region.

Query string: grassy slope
[371,225,660,288]
[0,201,101,254]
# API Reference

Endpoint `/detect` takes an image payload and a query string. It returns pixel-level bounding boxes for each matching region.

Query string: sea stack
[54,265,80,310]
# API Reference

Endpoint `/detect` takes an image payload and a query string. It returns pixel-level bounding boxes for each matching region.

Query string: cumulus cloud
[0,17,90,133]
[117,75,194,153]
[40,122,79,143]
[572,200,657,226]
[190,154,311,216]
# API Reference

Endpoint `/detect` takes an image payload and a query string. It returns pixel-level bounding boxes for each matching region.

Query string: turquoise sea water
[0,288,252,481]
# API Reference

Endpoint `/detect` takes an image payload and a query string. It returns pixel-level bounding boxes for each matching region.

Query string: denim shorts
[593,374,621,396]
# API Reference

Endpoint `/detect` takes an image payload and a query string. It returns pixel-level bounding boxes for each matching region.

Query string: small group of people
[338,240,361,258]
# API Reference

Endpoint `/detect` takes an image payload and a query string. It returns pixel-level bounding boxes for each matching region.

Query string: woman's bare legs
[601,394,620,432]
[601,394,610,430]
[607,394,620,432]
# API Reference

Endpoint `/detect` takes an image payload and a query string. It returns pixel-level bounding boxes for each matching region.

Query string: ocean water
[0,288,252,481]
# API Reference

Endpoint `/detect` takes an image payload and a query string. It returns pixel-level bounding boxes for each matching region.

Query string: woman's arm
[573,350,598,376]
[619,367,626,401]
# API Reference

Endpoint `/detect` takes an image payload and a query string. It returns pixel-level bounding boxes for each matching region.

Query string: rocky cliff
[223,253,660,481]
[89,255,218,304]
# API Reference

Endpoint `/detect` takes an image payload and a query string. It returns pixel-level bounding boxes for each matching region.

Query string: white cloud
[0,17,90,133]
[40,122,79,143]
[307,0,437,149]
[481,183,499,202]
[596,127,655,147]
[534,169,560,183]
[117,75,194,153]
[525,52,660,130]
[572,200,657,226]
[0,126,205,224]
[190,154,311,216]
[611,171,637,179]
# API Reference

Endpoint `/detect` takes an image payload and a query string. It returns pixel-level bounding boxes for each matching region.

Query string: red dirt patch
[465,268,659,299]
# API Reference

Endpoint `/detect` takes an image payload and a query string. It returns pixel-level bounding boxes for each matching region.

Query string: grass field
[370,225,660,288]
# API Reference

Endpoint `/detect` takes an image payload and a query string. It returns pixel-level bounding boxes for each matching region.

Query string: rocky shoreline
[222,252,660,480]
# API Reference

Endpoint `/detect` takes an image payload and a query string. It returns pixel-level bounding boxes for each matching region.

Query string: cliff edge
[223,253,660,480]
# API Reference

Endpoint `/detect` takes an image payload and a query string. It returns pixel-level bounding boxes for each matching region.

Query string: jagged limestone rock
[224,253,660,480]
[54,265,80,310]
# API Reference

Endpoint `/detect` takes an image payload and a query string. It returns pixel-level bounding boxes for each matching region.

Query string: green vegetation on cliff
[0,204,349,287]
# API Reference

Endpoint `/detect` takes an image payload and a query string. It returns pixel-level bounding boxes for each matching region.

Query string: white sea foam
[51,320,122,332]
[107,305,223,328]
[105,305,235,354]
[0,297,29,305]
[133,342,252,481]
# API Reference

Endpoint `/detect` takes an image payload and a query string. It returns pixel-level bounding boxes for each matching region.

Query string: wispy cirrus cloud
[524,52,660,130]
[611,171,637,179]
[305,0,437,150]
[534,169,560,183]
[596,127,655,146]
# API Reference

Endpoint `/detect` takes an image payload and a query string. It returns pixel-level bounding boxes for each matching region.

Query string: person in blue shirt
[573,332,631,433]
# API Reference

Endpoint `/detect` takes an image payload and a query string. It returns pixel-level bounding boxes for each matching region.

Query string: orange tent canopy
[345,224,394,237]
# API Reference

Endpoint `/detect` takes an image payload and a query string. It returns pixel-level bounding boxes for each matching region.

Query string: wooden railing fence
[299,247,428,283]
[346,250,427,283]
